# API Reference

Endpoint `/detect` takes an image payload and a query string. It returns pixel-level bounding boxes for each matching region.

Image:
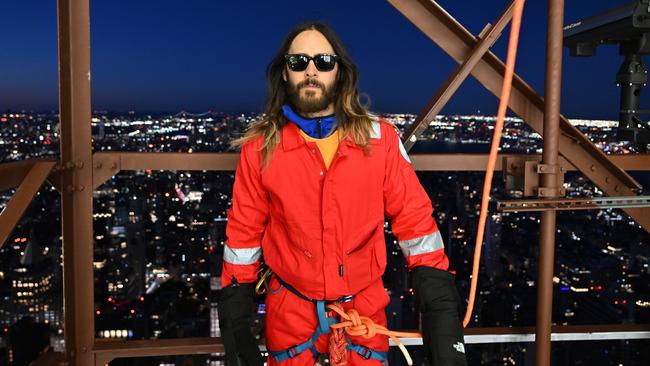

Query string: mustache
[297,79,325,90]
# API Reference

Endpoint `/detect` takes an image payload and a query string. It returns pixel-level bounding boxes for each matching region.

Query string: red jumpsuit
[221,119,449,364]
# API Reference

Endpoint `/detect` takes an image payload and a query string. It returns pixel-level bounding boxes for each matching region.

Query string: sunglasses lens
[286,54,337,72]
[314,54,336,71]
[287,55,309,71]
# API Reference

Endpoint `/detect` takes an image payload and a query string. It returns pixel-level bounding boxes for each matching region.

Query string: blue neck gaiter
[282,104,337,139]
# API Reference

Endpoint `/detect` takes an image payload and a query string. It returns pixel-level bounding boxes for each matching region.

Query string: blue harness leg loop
[269,308,337,363]
[347,342,388,362]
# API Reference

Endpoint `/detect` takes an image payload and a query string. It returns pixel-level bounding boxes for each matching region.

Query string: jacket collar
[281,118,382,152]
[282,104,337,139]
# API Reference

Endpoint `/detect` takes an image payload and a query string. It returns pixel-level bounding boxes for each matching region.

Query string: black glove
[217,282,264,366]
[412,266,467,366]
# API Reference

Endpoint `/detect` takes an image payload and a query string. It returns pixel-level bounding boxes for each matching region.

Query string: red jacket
[221,119,449,300]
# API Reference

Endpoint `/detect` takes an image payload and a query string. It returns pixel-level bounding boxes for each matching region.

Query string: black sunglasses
[284,53,339,72]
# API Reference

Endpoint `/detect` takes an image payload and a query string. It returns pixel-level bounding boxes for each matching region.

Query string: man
[218,22,467,365]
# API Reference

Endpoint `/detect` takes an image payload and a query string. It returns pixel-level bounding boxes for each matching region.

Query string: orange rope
[463,0,526,328]
[326,303,421,366]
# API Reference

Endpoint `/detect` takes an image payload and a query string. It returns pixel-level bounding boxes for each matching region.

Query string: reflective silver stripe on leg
[223,245,261,265]
[398,230,444,257]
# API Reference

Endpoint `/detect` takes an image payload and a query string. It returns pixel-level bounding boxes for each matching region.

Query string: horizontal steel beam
[91,324,648,364]
[498,196,650,212]
[92,152,239,189]
[94,337,225,365]
[400,323,650,345]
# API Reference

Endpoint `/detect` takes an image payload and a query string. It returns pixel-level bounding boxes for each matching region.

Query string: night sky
[1,0,647,119]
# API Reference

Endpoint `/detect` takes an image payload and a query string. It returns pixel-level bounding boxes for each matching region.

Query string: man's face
[284,30,338,115]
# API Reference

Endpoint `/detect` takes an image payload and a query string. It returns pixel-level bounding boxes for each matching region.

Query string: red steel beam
[57,0,95,364]
[536,1,565,363]
[0,161,55,249]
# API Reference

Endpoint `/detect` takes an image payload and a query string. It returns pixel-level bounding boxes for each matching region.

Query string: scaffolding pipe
[536,0,565,364]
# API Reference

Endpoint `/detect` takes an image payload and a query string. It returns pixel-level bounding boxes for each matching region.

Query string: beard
[287,78,335,115]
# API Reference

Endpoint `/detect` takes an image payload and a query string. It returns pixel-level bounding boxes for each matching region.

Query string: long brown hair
[230,21,375,167]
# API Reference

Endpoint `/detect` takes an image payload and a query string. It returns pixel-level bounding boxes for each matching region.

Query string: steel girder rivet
[590,165,596,171]
[614,185,620,192]
[95,162,103,169]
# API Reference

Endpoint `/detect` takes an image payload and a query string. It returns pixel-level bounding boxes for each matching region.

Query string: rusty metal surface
[498,195,650,212]
[388,0,650,231]
[93,337,225,366]
[0,159,49,191]
[92,152,240,188]
[537,2,565,363]
[30,351,66,366]
[0,161,55,249]
[57,0,95,364]
[402,1,516,151]
[88,324,648,364]
[410,153,650,171]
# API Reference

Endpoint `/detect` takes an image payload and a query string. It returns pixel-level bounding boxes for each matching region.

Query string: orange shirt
[299,128,343,170]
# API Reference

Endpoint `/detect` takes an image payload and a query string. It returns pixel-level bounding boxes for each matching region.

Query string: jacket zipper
[313,137,346,279]
[316,118,322,138]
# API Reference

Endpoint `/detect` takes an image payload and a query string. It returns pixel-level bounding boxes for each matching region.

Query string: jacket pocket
[346,222,382,255]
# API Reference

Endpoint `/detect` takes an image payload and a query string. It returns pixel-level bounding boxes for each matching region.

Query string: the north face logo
[453,342,465,354]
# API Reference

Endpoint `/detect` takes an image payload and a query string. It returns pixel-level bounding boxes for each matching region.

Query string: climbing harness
[257,268,420,365]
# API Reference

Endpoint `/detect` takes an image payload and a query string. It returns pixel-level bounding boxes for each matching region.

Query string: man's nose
[305,60,318,77]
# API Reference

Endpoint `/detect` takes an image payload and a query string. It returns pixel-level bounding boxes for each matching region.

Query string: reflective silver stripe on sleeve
[223,245,261,265]
[397,137,411,164]
[370,120,381,139]
[398,231,444,257]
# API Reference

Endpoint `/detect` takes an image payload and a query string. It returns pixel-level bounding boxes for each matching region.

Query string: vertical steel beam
[536,1,564,364]
[57,0,94,365]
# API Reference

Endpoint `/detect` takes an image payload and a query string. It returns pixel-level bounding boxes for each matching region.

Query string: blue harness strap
[347,341,389,362]
[316,300,331,335]
[269,299,388,363]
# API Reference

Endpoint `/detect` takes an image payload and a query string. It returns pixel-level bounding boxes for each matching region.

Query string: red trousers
[265,276,390,365]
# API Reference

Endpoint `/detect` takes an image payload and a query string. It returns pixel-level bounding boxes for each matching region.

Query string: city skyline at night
[1,110,648,365]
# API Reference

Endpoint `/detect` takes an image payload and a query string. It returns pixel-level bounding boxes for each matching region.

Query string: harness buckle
[335,295,353,303]
[361,346,373,360]
[287,346,298,359]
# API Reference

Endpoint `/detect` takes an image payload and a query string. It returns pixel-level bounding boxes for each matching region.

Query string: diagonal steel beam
[388,0,650,232]
[403,0,516,151]
[0,161,56,249]
[0,159,58,192]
